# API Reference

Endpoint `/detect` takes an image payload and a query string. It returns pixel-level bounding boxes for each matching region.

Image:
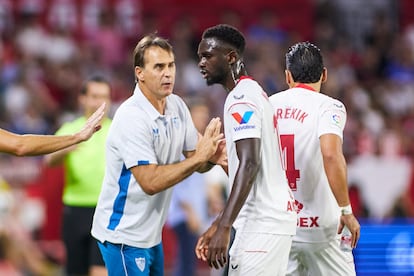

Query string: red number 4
[280,134,300,191]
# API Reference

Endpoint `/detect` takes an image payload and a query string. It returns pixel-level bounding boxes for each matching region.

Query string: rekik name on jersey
[275,107,308,123]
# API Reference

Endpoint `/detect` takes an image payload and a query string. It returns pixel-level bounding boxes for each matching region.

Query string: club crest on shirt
[332,114,341,125]
[135,257,146,272]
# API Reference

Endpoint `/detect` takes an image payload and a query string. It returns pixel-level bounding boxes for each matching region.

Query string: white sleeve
[226,101,262,141]
[318,99,346,140]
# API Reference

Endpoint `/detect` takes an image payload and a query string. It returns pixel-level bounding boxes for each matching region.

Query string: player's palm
[210,139,227,166]
[196,118,223,162]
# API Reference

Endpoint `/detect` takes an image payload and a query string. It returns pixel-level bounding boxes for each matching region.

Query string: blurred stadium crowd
[0,0,414,274]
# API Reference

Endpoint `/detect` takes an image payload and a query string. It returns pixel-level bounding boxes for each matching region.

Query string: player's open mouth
[200,69,208,79]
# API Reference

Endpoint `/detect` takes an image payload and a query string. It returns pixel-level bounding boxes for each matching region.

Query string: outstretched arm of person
[320,133,360,248]
[131,117,223,195]
[0,103,105,156]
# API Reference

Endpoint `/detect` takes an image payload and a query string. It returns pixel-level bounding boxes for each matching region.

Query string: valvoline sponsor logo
[232,111,256,131]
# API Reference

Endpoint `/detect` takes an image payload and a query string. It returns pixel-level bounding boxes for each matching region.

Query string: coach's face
[197,38,230,86]
[136,46,176,100]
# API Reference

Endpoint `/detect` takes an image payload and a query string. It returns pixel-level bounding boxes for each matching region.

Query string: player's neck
[293,83,320,92]
[225,68,248,92]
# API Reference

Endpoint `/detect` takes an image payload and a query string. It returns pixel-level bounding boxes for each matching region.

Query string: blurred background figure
[166,97,227,276]
[348,129,412,220]
[44,75,112,276]
[0,0,414,274]
[0,177,52,275]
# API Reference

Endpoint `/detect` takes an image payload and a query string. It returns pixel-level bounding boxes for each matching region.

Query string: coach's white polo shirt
[92,85,198,248]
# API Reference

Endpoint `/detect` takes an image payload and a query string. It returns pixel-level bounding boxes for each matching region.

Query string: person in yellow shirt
[44,75,112,276]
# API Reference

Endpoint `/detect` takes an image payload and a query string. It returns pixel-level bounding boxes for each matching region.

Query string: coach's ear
[135,66,144,82]
[285,70,295,88]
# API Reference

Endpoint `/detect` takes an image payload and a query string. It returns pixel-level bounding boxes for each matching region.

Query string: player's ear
[285,70,295,87]
[321,67,328,83]
[227,51,237,65]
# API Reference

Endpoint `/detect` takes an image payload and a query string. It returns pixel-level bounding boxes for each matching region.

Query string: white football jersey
[224,77,296,235]
[270,85,346,242]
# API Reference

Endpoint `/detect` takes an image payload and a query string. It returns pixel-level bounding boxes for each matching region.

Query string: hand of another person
[76,103,106,142]
[209,139,227,167]
[338,214,361,248]
[195,118,223,163]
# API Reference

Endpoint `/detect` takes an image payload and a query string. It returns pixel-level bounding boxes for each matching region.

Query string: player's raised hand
[76,102,106,142]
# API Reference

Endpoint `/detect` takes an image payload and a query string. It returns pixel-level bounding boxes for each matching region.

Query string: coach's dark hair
[81,75,111,95]
[202,24,246,55]
[133,34,173,68]
[286,42,324,83]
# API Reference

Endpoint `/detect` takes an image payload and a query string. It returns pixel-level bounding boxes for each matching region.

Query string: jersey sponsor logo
[232,111,256,132]
[297,216,320,228]
[152,128,159,138]
[233,94,244,100]
[275,107,308,123]
[135,257,146,272]
[294,200,303,214]
[232,111,254,124]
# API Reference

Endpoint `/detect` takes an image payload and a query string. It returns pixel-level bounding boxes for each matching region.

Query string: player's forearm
[323,154,350,207]
[218,163,259,229]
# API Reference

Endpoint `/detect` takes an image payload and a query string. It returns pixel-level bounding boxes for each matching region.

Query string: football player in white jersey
[195,24,297,276]
[269,42,360,275]
[91,34,226,276]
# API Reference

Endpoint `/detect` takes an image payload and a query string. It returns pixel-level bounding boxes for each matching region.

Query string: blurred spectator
[1,0,414,273]
[0,178,52,275]
[80,0,109,41]
[348,129,411,220]
[0,0,13,37]
[246,9,288,45]
[47,0,78,36]
[114,0,143,46]
[167,98,226,276]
